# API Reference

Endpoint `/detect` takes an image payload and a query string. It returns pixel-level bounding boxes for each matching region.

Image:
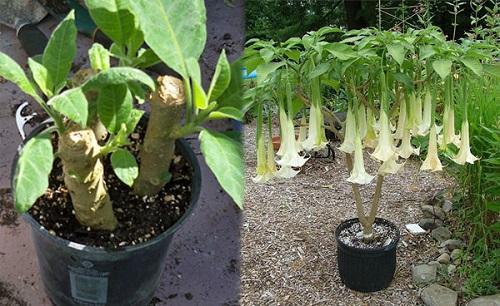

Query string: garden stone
[447,264,456,275]
[428,261,441,268]
[440,239,465,251]
[413,264,437,286]
[467,294,500,306]
[432,227,452,243]
[442,200,453,214]
[439,248,449,254]
[437,253,450,264]
[421,284,458,306]
[419,218,444,230]
[422,205,446,220]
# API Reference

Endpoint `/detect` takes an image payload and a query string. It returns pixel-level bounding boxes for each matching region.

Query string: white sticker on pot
[69,266,108,305]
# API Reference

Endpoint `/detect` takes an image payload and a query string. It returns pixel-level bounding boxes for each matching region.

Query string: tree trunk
[343,0,368,29]
[133,76,185,196]
[59,127,117,231]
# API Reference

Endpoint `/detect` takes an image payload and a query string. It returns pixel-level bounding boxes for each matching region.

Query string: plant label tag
[405,223,427,235]
[69,266,108,305]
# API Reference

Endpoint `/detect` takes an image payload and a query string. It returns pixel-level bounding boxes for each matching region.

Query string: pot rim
[335,217,400,253]
[14,121,202,254]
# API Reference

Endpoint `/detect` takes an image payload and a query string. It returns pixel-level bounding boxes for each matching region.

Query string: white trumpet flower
[421,124,443,172]
[347,131,374,185]
[378,153,405,176]
[417,90,432,136]
[302,103,328,151]
[397,128,420,159]
[252,133,275,183]
[371,110,397,162]
[357,104,367,139]
[276,115,309,168]
[394,98,407,140]
[439,102,461,149]
[276,106,288,157]
[364,107,378,149]
[411,93,423,133]
[339,105,356,154]
[276,165,300,178]
[452,119,478,165]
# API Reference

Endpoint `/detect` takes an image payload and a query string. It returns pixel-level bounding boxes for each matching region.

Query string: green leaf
[0,52,39,98]
[432,59,453,80]
[208,106,243,120]
[192,79,208,110]
[260,48,274,63]
[387,43,406,66]
[284,49,301,62]
[86,0,136,46]
[130,0,206,79]
[28,57,53,97]
[110,148,138,187]
[208,50,231,102]
[309,62,330,79]
[82,67,155,92]
[89,43,110,72]
[97,84,133,133]
[125,109,144,133]
[394,72,413,89]
[419,45,436,60]
[43,11,77,94]
[48,88,88,127]
[185,57,201,85]
[483,64,500,78]
[134,49,161,68]
[256,61,285,84]
[217,61,244,110]
[199,129,244,208]
[14,131,54,213]
[460,57,482,76]
[325,42,356,61]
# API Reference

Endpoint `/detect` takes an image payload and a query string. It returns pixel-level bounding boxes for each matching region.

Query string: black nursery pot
[13,124,201,306]
[335,218,400,293]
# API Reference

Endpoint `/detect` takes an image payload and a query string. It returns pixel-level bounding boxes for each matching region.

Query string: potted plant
[244,26,492,292]
[1,1,245,305]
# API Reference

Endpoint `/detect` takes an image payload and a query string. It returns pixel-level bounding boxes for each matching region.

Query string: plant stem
[59,126,117,230]
[345,154,369,231]
[134,76,185,196]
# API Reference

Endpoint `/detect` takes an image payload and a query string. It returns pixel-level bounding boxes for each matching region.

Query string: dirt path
[241,122,453,305]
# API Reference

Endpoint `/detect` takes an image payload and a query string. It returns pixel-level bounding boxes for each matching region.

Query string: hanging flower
[302,102,328,151]
[252,130,274,183]
[378,153,405,176]
[417,90,432,136]
[347,130,374,185]
[393,98,407,140]
[276,115,309,168]
[371,109,397,162]
[276,106,288,157]
[439,100,461,149]
[452,119,478,165]
[364,106,378,149]
[397,127,420,159]
[357,103,367,139]
[276,165,300,178]
[338,105,356,154]
[421,124,443,172]
[410,92,423,133]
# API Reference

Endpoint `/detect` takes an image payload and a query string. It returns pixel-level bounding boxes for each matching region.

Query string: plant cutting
[244,25,495,292]
[1,1,244,305]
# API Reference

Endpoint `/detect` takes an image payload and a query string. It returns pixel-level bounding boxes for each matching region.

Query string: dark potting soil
[338,221,398,249]
[28,126,193,249]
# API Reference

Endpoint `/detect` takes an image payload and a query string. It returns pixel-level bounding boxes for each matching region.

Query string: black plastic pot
[335,218,400,293]
[13,123,201,306]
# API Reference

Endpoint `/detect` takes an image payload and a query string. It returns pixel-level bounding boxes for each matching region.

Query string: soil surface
[242,121,454,305]
[338,220,398,249]
[28,125,193,249]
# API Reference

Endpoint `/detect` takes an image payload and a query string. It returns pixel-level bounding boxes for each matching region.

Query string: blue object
[242,67,257,79]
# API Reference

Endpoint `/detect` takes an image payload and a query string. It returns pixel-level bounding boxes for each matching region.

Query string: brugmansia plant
[1,0,245,232]
[244,25,497,239]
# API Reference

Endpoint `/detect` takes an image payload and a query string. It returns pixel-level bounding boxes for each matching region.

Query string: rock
[467,294,500,306]
[428,261,441,268]
[419,218,444,230]
[422,205,447,220]
[447,264,456,275]
[450,249,463,262]
[432,227,452,243]
[439,248,449,254]
[406,223,427,235]
[440,239,465,251]
[442,199,453,214]
[421,284,458,306]
[413,264,437,286]
[437,253,451,264]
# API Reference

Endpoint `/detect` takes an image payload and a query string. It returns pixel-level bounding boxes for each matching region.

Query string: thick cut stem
[346,154,369,231]
[59,127,118,231]
[134,76,185,196]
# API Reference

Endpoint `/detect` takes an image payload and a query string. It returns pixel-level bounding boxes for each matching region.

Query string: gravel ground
[241,121,454,306]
